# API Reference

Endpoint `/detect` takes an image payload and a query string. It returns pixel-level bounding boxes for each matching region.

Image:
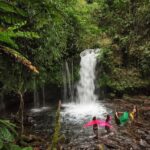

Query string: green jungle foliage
[0,0,150,148]
[0,1,39,74]
[0,0,100,93]
[95,0,150,96]
[0,119,32,150]
[0,0,149,97]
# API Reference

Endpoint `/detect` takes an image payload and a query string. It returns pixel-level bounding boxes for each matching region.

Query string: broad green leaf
[0,139,3,150]
[10,144,21,150]
[22,147,33,150]
[0,119,17,136]
[0,127,14,142]
[0,1,27,17]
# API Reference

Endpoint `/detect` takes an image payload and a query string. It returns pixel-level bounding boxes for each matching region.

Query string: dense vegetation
[96,0,150,97]
[0,0,100,91]
[0,0,150,149]
[0,0,149,98]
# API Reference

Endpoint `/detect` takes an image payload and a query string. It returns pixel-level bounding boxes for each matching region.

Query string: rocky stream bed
[21,96,150,150]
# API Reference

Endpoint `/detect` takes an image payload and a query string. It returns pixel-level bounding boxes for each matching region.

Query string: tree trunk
[0,45,39,73]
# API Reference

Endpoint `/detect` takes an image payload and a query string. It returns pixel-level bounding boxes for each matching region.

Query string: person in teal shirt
[115,105,138,126]
[115,111,129,125]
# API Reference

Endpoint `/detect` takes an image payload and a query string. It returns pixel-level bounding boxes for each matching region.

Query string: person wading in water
[93,116,98,139]
[105,114,111,133]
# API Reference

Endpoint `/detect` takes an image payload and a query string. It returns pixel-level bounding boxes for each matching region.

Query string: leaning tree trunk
[17,91,24,136]
[0,45,39,74]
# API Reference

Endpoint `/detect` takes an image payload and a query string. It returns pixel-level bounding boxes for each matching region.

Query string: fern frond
[0,23,39,49]
[15,31,40,39]
[0,119,17,136]
[8,21,27,31]
[0,1,27,17]
[0,31,19,49]
[0,12,26,25]
[0,1,17,14]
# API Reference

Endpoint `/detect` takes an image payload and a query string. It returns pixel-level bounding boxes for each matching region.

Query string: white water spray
[76,49,98,104]
[31,82,49,113]
[65,61,72,97]
[33,79,40,108]
[62,49,106,120]
[63,60,74,102]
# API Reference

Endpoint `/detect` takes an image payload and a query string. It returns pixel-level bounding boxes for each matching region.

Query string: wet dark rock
[139,139,150,148]
[19,140,29,147]
[27,116,34,122]
[127,98,143,104]
[129,143,141,150]
[33,123,38,127]
[138,129,145,135]
[39,145,46,150]
[143,100,150,105]
[145,135,150,144]
[144,111,150,117]
[145,130,150,135]
[100,139,118,149]
[80,145,88,149]
[65,138,71,144]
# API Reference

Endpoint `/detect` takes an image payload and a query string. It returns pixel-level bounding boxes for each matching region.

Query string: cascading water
[76,49,98,104]
[62,49,106,120]
[71,59,74,101]
[63,60,74,102]
[34,79,40,108]
[65,61,72,98]
[63,65,67,101]
[31,81,49,112]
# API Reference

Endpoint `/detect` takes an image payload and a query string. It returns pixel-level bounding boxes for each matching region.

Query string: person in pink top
[105,114,111,133]
[92,116,98,139]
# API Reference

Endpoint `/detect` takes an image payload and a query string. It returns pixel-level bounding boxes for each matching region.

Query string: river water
[26,98,150,149]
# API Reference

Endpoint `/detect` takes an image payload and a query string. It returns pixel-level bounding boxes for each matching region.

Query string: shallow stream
[26,99,150,150]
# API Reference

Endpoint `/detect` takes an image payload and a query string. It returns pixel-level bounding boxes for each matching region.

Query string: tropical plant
[0,119,32,150]
[96,0,150,96]
[50,101,65,150]
[0,21,39,73]
[0,0,27,24]
[0,0,40,136]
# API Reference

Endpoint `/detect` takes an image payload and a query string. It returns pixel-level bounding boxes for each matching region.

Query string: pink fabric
[83,119,112,128]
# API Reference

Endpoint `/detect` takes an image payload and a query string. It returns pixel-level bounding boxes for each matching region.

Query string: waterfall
[65,61,72,99]
[31,82,49,112]
[42,86,45,106]
[63,60,74,101]
[31,80,50,112]
[76,49,99,104]
[34,79,40,108]
[61,49,106,119]
[71,59,74,101]
[63,64,67,101]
